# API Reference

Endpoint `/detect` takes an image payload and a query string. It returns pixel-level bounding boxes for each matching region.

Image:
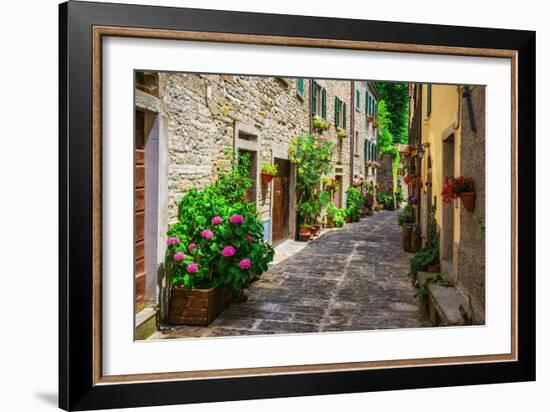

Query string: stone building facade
[133,72,379,324]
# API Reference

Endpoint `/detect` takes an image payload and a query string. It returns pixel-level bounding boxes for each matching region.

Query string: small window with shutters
[311,81,326,118]
[296,78,305,98]
[342,102,347,129]
[335,97,347,129]
[334,97,340,127]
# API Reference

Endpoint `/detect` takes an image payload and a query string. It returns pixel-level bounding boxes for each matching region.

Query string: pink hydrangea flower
[167,237,180,245]
[229,214,244,224]
[246,234,253,244]
[239,258,251,270]
[211,216,223,225]
[221,245,236,258]
[320,135,330,141]
[173,251,185,261]
[186,263,199,273]
[188,243,195,252]
[201,229,214,239]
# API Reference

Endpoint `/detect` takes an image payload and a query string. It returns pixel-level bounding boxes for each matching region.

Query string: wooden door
[271,159,290,245]
[135,110,146,311]
[334,175,343,208]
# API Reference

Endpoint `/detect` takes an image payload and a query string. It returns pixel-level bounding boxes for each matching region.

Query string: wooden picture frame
[59,1,535,410]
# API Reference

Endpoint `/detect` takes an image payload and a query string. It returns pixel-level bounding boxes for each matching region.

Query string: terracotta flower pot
[459,192,476,212]
[261,172,276,185]
[299,226,312,241]
[427,264,440,273]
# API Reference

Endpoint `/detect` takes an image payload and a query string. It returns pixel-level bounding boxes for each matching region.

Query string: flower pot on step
[459,192,476,213]
[168,285,232,326]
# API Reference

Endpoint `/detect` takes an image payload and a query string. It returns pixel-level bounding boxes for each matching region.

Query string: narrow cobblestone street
[150,210,430,339]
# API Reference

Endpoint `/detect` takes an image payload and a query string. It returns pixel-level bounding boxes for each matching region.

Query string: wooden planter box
[168,286,232,326]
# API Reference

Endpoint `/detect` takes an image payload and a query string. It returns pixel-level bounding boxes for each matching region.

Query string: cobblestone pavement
[149,210,430,339]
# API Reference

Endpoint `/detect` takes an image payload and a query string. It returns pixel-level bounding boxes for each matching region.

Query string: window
[427,84,432,116]
[311,80,327,119]
[296,78,305,97]
[334,97,346,128]
[355,131,360,154]
[335,97,340,127]
[356,89,360,111]
[374,100,378,118]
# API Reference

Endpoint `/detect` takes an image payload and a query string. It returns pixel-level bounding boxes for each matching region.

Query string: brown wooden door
[271,159,290,245]
[334,175,343,208]
[135,110,146,311]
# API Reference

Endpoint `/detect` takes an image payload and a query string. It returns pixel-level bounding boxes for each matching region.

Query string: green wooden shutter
[334,97,339,127]
[356,89,360,110]
[343,103,347,128]
[369,96,373,115]
[374,101,378,118]
[312,80,317,116]
[322,88,327,119]
[365,92,368,114]
[297,78,304,95]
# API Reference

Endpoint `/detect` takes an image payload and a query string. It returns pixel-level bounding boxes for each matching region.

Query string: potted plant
[410,205,440,279]
[312,117,331,132]
[337,128,348,139]
[260,163,278,185]
[345,187,362,222]
[298,224,313,241]
[441,176,476,212]
[166,152,274,325]
[289,133,336,241]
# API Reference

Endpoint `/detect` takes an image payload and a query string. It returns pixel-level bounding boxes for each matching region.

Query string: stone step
[135,305,159,340]
[417,272,471,326]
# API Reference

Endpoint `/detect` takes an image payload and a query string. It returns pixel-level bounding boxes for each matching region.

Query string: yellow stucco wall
[420,84,463,257]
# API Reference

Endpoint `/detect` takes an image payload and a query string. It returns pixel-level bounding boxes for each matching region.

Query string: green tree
[375,82,409,144]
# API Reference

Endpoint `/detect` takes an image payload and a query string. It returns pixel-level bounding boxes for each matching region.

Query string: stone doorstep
[135,305,159,340]
[417,272,470,326]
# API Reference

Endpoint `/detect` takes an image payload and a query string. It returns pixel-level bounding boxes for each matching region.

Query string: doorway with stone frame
[441,133,455,277]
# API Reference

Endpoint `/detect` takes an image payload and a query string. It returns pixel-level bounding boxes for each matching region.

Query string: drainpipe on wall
[350,81,355,183]
[308,79,313,134]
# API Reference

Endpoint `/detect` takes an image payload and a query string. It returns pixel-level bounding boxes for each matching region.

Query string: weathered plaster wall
[457,86,486,315]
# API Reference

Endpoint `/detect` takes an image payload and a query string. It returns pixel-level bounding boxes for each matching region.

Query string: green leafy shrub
[376,191,394,209]
[165,152,274,293]
[327,203,346,227]
[410,205,439,276]
[261,163,278,175]
[289,133,335,226]
[395,187,404,204]
[345,187,362,222]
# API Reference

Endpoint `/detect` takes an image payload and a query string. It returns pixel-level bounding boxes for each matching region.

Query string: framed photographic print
[59,1,536,410]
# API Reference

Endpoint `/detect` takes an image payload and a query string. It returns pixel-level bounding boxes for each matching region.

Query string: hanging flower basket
[261,172,276,185]
[442,176,475,212]
[459,192,476,213]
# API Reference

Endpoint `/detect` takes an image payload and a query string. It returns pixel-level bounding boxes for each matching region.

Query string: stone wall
[457,86,486,318]
[377,153,395,194]
[159,73,310,223]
